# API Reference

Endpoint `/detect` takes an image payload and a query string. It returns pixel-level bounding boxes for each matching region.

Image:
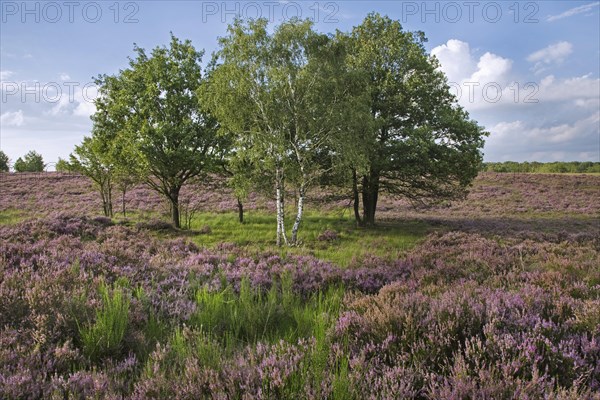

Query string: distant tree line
[483,161,600,174]
[0,150,45,172]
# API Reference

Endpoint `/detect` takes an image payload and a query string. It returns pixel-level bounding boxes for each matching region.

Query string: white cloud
[432,39,512,86]
[432,40,598,112]
[487,112,600,156]
[547,1,599,22]
[73,99,96,117]
[537,73,600,102]
[527,42,573,73]
[42,84,97,117]
[46,96,72,116]
[470,52,512,84]
[60,73,71,81]
[431,39,513,109]
[431,39,474,84]
[0,110,24,127]
[0,70,14,81]
[574,98,600,109]
[432,39,600,162]
[529,111,599,143]
[73,85,98,117]
[487,120,525,140]
[527,41,573,64]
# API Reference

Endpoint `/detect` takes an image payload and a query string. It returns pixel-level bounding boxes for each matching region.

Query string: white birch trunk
[290,183,305,245]
[275,167,288,247]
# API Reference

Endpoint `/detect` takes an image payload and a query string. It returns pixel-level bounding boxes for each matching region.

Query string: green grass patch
[0,209,28,225]
[79,280,131,362]
[186,209,430,266]
[148,276,349,397]
[189,274,344,347]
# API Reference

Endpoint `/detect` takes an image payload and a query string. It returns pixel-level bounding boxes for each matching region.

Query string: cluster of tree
[0,150,9,172]
[67,13,487,245]
[483,161,600,174]
[0,150,46,172]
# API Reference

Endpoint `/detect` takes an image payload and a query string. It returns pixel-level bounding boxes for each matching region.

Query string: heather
[0,172,599,398]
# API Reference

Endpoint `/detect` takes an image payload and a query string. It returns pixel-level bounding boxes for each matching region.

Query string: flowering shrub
[1,172,598,398]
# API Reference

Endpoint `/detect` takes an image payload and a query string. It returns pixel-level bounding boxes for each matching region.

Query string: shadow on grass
[415,215,599,241]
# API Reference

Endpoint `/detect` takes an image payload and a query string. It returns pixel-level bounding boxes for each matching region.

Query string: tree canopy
[90,35,226,228]
[0,150,9,172]
[345,13,487,225]
[14,151,45,172]
[73,14,487,242]
[200,18,367,245]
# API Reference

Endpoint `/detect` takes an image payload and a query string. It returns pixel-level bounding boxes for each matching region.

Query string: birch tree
[201,18,354,246]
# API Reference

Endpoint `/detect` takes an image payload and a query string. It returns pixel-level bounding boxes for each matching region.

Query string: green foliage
[344,13,487,225]
[483,161,600,174]
[93,34,227,228]
[55,157,73,173]
[201,18,364,244]
[0,150,9,172]
[189,275,344,346]
[80,281,131,361]
[13,150,45,172]
[69,136,115,217]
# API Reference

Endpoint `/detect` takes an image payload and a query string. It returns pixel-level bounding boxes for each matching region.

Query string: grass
[0,204,431,267]
[185,209,431,266]
[189,274,344,347]
[79,280,131,361]
[146,275,348,397]
[0,209,27,225]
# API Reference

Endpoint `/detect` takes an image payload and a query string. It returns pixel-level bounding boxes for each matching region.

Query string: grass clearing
[186,209,431,266]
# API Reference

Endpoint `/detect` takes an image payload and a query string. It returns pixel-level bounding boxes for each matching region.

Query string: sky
[1,0,599,167]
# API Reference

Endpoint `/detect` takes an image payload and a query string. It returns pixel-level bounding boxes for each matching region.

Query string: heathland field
[0,172,599,398]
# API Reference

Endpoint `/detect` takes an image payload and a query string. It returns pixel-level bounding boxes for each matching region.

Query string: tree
[68,136,115,217]
[56,157,73,172]
[0,150,9,172]
[94,35,225,228]
[345,14,487,225]
[201,18,358,245]
[14,151,45,172]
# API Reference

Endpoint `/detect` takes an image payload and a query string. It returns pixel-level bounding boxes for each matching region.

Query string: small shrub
[136,219,174,231]
[199,225,212,234]
[317,229,339,242]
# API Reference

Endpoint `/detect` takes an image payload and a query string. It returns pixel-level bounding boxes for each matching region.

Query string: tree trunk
[102,198,109,217]
[100,179,113,218]
[170,186,181,229]
[361,170,380,226]
[275,167,287,247]
[121,189,127,218]
[237,197,244,224]
[107,177,113,217]
[352,169,363,226]
[290,183,305,245]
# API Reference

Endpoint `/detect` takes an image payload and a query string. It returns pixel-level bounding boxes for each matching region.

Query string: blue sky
[1,0,599,166]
